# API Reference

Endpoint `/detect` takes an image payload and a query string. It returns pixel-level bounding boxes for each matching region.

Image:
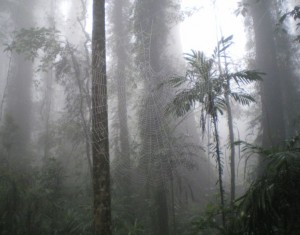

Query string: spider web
[107,13,216,228]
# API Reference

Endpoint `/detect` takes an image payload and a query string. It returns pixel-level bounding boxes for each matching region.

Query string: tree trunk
[92,0,112,234]
[134,0,170,234]
[218,41,236,203]
[224,88,235,203]
[249,0,285,148]
[42,0,55,161]
[112,0,132,209]
[212,113,225,227]
[273,0,300,139]
[6,2,34,154]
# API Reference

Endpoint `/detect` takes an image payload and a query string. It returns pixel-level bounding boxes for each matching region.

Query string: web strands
[92,48,109,160]
[135,64,201,206]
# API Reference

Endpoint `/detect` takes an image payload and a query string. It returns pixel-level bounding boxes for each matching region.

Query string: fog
[0,0,300,234]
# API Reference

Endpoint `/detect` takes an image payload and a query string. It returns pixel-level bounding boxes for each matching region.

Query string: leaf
[279,14,288,24]
[230,92,256,105]
[228,70,264,85]
[218,35,234,54]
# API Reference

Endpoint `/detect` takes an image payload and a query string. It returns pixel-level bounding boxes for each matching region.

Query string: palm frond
[229,92,256,106]
[227,70,264,85]
[158,75,187,89]
[184,50,214,80]
[218,35,234,55]
[213,97,227,115]
[165,87,201,116]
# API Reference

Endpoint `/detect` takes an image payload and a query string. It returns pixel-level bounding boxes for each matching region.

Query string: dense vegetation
[0,0,300,234]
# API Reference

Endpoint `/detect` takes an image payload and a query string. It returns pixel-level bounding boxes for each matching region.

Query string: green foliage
[278,5,300,42]
[229,137,300,234]
[113,218,144,235]
[191,202,225,234]
[0,25,95,234]
[162,36,262,186]
[5,27,62,70]
[191,135,300,234]
[163,36,263,123]
[0,116,93,235]
[161,36,263,232]
[279,6,300,24]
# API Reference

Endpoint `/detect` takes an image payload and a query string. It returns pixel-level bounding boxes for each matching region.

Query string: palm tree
[164,37,262,227]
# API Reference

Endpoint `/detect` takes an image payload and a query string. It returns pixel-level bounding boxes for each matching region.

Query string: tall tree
[6,1,34,153]
[134,0,171,234]
[111,0,132,210]
[248,0,285,148]
[217,37,236,203]
[164,47,262,227]
[273,0,300,138]
[41,0,55,161]
[133,1,212,234]
[92,0,112,234]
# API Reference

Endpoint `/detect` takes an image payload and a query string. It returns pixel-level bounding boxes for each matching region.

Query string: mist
[0,0,300,234]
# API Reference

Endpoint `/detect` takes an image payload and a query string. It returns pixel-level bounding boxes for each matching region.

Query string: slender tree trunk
[170,172,177,235]
[69,44,93,177]
[42,0,55,161]
[92,0,112,234]
[212,113,225,227]
[78,0,93,179]
[42,69,53,160]
[225,90,235,203]
[218,41,236,203]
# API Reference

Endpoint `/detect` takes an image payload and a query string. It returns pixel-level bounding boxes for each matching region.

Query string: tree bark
[134,1,170,234]
[112,0,132,205]
[249,0,285,148]
[212,113,225,227]
[218,41,236,204]
[224,88,235,203]
[6,2,34,153]
[92,0,112,234]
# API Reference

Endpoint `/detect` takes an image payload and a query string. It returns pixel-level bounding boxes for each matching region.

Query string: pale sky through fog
[180,0,247,61]
[180,1,252,177]
[56,0,251,182]
[59,0,246,61]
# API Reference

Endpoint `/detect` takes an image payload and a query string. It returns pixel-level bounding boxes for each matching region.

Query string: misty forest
[1,0,300,234]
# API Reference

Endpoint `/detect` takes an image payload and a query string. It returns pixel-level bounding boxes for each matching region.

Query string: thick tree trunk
[134,0,170,234]
[92,0,112,234]
[273,1,300,139]
[6,2,33,153]
[112,0,132,206]
[250,0,285,148]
